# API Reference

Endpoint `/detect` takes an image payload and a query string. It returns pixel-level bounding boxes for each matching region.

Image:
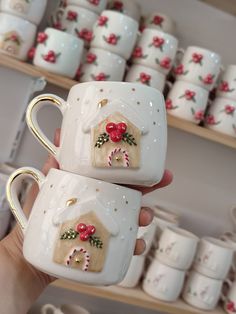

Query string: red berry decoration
[76,223,87,233]
[117,122,127,134]
[110,130,122,142]
[87,225,96,235]
[106,122,117,133]
[80,232,90,241]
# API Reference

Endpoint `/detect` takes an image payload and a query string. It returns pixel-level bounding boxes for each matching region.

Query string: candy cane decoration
[108,148,130,167]
[66,247,90,271]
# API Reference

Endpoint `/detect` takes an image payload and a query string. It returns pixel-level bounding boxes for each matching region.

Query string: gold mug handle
[26,94,67,157]
[6,167,45,232]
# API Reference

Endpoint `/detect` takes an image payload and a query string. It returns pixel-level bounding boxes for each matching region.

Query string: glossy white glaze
[107,0,141,21]
[67,0,107,14]
[217,65,236,101]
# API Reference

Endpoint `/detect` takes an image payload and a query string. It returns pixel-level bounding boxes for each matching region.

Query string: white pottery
[216,65,236,101]
[131,29,179,75]
[182,271,222,311]
[143,259,185,302]
[41,303,90,314]
[156,226,199,270]
[0,0,47,25]
[118,255,145,288]
[220,232,236,274]
[174,46,221,91]
[125,64,166,92]
[204,97,236,137]
[26,82,167,187]
[66,0,107,14]
[222,280,236,314]
[6,167,142,285]
[33,28,84,78]
[80,47,126,82]
[107,0,141,22]
[141,12,176,35]
[166,81,209,124]
[51,5,98,48]
[91,10,138,60]
[0,12,36,61]
[193,237,233,280]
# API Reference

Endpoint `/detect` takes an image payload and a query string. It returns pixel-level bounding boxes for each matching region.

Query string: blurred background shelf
[200,0,236,16]
[52,280,224,314]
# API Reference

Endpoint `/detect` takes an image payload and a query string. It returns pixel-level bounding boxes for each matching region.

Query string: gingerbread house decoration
[10,0,31,14]
[82,98,149,169]
[0,31,23,56]
[53,196,119,273]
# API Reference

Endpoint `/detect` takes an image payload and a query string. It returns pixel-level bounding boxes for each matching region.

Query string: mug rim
[154,205,179,220]
[166,226,199,240]
[44,27,84,45]
[142,27,178,42]
[153,258,185,273]
[60,4,99,17]
[101,9,139,26]
[212,97,236,105]
[87,47,126,62]
[0,11,37,27]
[172,80,210,94]
[186,46,221,59]
[190,270,222,282]
[202,237,234,250]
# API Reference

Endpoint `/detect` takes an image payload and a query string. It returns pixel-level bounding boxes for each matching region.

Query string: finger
[139,207,154,226]
[134,239,146,255]
[54,128,61,147]
[131,169,173,195]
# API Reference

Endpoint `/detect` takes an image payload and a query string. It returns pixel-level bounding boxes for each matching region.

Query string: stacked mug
[183,237,234,311]
[205,65,236,138]
[143,226,199,302]
[6,81,167,286]
[125,14,179,92]
[166,46,222,125]
[0,0,47,60]
[80,5,139,83]
[139,12,176,35]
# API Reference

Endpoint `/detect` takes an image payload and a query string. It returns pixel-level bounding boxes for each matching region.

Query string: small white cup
[166,81,209,124]
[33,28,84,78]
[156,226,199,270]
[131,29,179,75]
[118,255,145,288]
[125,64,166,92]
[216,65,236,101]
[194,237,233,280]
[143,259,185,302]
[205,97,236,137]
[107,0,141,22]
[66,0,107,14]
[175,46,221,91]
[51,5,98,47]
[141,12,176,35]
[80,47,126,82]
[222,279,236,314]
[182,271,222,311]
[0,0,47,25]
[91,10,138,60]
[41,303,90,314]
[0,12,36,61]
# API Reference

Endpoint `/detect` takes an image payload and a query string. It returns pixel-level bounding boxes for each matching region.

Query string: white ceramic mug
[182,271,222,311]
[143,259,185,302]
[175,46,221,91]
[131,29,179,75]
[33,28,84,78]
[125,64,166,92]
[194,237,233,280]
[26,82,167,187]
[41,303,90,314]
[51,6,98,47]
[204,97,236,137]
[216,65,236,101]
[6,167,141,285]
[156,226,199,270]
[166,81,209,124]
[140,12,176,35]
[80,47,126,82]
[91,10,138,60]
[0,12,36,61]
[0,0,47,25]
[118,255,145,288]
[107,0,141,21]
[66,0,107,14]
[222,279,236,314]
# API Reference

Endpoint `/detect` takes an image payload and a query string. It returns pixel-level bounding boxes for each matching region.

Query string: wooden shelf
[1,53,236,150]
[200,0,236,16]
[52,280,224,314]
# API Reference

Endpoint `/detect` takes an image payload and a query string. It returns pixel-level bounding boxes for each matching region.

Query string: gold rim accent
[26,95,63,156]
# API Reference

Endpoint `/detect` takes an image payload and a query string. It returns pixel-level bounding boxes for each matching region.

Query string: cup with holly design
[173,46,221,91]
[140,12,176,35]
[33,28,84,78]
[80,47,126,82]
[165,81,209,124]
[107,0,141,22]
[65,0,108,14]
[125,64,166,92]
[91,10,138,60]
[51,5,98,48]
[204,97,236,137]
[216,65,236,101]
[131,29,179,75]
[0,12,36,61]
